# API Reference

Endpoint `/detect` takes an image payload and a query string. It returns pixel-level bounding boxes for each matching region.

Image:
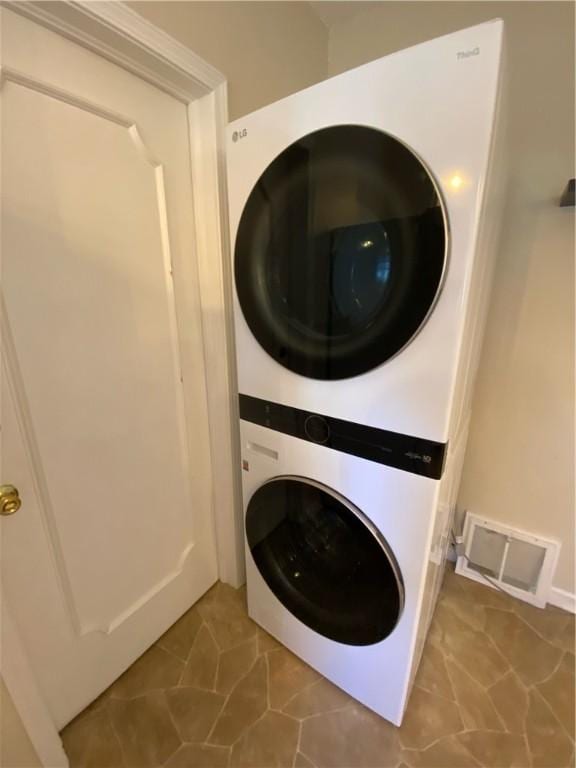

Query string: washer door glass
[235,125,446,380]
[245,477,404,645]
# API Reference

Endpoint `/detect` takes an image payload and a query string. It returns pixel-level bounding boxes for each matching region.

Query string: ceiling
[308,1,376,28]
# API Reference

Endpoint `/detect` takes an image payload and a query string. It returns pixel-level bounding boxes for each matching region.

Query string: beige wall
[328,2,575,593]
[0,679,41,768]
[130,1,328,120]
[130,1,574,594]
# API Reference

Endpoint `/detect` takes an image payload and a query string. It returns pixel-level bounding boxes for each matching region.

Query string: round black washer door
[246,477,404,646]
[234,125,447,380]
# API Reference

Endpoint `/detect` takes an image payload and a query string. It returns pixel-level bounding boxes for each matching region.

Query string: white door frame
[1,2,242,763]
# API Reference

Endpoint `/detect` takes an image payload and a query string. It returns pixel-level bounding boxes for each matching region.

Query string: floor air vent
[455,513,560,608]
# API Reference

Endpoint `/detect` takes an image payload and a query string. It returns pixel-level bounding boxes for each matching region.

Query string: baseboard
[548,586,576,614]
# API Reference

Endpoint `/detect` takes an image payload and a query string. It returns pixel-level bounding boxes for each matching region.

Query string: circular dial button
[304,415,330,444]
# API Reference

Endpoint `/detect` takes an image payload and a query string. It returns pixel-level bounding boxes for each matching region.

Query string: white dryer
[227,21,505,726]
[227,20,505,444]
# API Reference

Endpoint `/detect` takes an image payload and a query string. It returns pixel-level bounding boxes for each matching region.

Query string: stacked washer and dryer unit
[226,21,505,725]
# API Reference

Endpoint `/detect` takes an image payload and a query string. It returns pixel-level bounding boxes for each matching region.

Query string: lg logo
[232,128,247,143]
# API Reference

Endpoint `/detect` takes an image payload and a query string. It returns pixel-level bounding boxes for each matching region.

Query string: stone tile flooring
[62,566,575,767]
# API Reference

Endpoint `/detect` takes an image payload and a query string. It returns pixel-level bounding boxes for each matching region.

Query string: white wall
[328,1,575,594]
[130,1,328,119]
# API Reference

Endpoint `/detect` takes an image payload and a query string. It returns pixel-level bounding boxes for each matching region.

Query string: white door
[1,9,218,728]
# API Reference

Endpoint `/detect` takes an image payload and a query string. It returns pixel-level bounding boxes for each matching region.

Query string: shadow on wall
[128,1,329,120]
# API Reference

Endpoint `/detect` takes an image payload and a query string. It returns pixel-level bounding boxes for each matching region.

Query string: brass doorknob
[0,485,21,516]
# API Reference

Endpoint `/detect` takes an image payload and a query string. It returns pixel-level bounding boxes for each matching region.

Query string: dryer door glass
[235,125,446,380]
[246,477,404,645]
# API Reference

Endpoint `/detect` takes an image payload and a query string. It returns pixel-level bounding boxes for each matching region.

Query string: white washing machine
[227,21,505,725]
[240,415,463,725]
[227,20,505,444]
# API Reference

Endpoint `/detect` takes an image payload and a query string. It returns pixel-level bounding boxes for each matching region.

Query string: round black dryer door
[245,477,404,646]
[235,125,447,380]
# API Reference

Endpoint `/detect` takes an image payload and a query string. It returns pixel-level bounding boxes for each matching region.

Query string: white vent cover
[456,513,560,608]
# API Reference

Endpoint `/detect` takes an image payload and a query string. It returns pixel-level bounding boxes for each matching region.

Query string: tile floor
[62,566,575,768]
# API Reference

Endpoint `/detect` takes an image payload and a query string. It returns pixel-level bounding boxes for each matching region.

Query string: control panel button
[304,414,330,444]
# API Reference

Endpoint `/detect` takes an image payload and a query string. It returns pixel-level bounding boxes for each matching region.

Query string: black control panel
[239,394,447,480]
